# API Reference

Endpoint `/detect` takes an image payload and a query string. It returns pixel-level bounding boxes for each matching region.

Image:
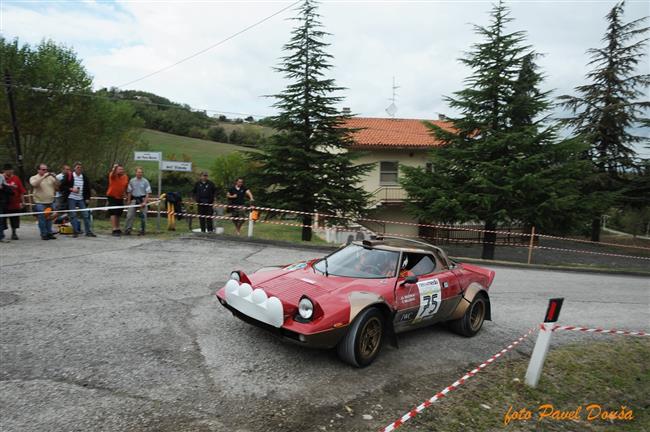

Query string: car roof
[352,236,446,256]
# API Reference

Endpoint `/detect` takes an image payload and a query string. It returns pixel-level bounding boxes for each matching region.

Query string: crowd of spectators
[0,162,253,242]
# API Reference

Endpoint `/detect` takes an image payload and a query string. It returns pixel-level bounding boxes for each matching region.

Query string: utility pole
[4,70,26,183]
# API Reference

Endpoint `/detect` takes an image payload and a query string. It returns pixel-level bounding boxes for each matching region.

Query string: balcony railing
[369,186,408,206]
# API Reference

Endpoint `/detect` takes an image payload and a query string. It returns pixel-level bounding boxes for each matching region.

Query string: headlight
[229,271,240,282]
[298,297,314,320]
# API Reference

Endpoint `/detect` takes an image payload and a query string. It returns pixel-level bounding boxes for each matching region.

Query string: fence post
[525,298,564,388]
[247,207,254,238]
[527,225,536,265]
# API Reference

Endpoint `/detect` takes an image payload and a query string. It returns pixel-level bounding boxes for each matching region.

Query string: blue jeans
[34,203,53,237]
[68,198,91,234]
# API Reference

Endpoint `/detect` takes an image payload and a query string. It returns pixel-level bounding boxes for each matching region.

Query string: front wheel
[337,307,384,367]
[449,295,487,337]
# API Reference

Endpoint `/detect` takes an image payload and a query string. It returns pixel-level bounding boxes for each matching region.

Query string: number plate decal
[414,278,442,321]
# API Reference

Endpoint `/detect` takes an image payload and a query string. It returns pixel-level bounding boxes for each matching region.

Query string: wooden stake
[527,225,535,264]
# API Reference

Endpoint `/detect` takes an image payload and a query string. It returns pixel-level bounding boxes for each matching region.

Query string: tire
[337,307,385,367]
[449,295,487,337]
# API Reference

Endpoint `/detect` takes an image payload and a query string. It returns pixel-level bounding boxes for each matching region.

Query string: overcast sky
[2,0,649,153]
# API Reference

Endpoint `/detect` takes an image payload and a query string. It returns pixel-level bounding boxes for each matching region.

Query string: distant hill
[97,88,276,147]
[138,129,254,171]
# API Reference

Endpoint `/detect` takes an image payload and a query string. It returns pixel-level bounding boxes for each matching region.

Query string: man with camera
[29,163,60,240]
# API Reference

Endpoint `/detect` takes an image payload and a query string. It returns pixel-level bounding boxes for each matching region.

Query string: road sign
[134,151,162,161]
[160,160,192,172]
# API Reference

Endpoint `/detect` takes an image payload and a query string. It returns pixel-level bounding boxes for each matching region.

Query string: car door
[393,252,462,333]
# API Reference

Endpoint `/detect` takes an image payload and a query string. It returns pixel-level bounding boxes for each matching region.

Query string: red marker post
[525,298,564,388]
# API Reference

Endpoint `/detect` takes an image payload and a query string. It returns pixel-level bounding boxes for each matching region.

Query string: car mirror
[401,275,418,285]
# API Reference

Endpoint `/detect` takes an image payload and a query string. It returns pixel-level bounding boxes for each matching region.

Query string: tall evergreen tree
[402,1,592,259]
[251,0,372,241]
[559,1,649,241]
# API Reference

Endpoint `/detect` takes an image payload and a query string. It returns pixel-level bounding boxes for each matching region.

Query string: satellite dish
[385,102,397,117]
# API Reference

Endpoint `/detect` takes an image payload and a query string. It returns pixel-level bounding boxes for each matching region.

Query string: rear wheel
[337,307,384,367]
[449,295,487,337]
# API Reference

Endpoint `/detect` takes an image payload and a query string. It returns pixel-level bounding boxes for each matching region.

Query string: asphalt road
[1,226,649,432]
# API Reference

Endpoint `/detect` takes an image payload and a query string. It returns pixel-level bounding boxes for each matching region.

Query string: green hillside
[137,129,253,171]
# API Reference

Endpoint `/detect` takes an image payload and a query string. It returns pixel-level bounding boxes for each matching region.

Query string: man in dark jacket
[191,171,217,232]
[60,161,95,237]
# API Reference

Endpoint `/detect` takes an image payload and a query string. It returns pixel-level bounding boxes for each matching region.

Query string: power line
[116,0,302,89]
[0,82,273,118]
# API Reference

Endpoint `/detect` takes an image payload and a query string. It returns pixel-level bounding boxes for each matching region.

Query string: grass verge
[402,338,649,432]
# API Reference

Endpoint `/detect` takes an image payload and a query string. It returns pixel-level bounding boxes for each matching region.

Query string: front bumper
[218,298,347,349]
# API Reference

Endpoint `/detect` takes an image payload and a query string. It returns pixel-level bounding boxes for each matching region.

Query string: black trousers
[198,203,214,232]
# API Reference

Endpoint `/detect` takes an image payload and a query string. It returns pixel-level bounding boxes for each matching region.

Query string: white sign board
[160,160,192,172]
[134,151,162,161]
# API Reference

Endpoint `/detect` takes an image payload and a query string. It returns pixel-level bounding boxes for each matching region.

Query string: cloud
[2,0,648,157]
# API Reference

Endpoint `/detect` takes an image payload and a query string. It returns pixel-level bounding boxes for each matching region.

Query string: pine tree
[251,0,372,241]
[559,1,649,241]
[402,1,593,259]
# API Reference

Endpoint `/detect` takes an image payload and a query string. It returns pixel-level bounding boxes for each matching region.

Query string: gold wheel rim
[470,300,485,331]
[359,317,382,359]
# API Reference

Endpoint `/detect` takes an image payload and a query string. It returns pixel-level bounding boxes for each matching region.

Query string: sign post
[134,152,162,232]
[525,298,564,388]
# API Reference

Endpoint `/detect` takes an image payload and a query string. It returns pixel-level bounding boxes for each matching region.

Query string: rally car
[216,236,494,367]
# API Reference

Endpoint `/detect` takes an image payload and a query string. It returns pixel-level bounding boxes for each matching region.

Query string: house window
[380,161,399,185]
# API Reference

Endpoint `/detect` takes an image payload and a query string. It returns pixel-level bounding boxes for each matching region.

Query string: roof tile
[343,117,453,148]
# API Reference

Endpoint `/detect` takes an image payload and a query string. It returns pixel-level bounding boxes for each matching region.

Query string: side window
[380,161,399,185]
[401,253,437,276]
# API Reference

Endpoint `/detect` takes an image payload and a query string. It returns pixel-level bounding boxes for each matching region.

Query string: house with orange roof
[342,116,453,236]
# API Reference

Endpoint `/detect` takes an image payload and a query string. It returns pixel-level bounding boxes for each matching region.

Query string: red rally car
[216,237,494,367]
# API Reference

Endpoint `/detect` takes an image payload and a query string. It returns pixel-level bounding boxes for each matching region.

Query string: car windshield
[313,244,400,279]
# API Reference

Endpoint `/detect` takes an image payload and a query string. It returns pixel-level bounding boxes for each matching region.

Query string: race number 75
[418,293,439,318]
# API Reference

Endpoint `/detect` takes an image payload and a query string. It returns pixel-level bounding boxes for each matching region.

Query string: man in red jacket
[2,164,26,240]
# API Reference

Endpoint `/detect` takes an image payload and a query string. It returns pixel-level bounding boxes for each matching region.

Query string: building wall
[353,148,430,194]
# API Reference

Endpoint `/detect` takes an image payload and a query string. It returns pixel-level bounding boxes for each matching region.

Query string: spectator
[3,164,26,240]
[106,164,129,237]
[226,177,254,236]
[60,162,95,238]
[124,167,152,236]
[29,163,59,240]
[54,164,71,211]
[192,171,217,233]
[0,172,8,243]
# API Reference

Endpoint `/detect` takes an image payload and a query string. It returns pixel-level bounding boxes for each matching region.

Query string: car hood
[249,264,372,306]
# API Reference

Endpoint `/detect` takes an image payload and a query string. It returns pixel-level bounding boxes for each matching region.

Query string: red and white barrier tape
[140,209,650,261]
[181,201,650,252]
[380,327,536,432]
[0,200,161,218]
[543,323,649,337]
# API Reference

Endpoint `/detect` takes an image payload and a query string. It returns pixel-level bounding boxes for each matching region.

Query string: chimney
[438,114,448,121]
